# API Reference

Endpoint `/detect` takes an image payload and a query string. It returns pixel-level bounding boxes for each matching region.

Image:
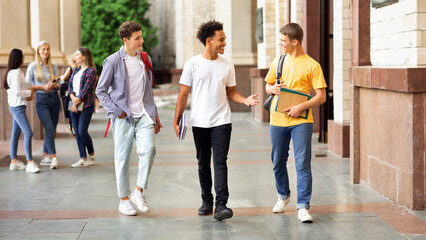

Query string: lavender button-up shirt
[95,46,158,126]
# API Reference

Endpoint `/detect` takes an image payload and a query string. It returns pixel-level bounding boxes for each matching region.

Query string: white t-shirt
[72,69,83,97]
[179,54,236,128]
[125,54,147,118]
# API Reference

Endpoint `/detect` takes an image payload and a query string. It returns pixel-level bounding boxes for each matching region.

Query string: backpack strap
[104,118,111,137]
[276,54,287,84]
[139,52,155,88]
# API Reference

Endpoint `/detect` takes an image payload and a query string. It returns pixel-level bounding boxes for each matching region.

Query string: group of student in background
[4,41,97,173]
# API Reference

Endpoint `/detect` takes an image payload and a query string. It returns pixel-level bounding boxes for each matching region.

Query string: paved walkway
[0,100,425,239]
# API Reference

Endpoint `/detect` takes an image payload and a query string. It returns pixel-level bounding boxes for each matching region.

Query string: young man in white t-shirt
[96,21,162,216]
[174,20,259,221]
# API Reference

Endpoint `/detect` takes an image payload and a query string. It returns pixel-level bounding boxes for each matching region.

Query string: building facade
[0,0,81,140]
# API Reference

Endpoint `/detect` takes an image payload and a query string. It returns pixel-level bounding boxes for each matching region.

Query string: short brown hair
[118,21,142,40]
[280,23,304,43]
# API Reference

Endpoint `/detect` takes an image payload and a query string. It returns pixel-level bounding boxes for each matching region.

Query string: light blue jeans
[35,92,61,155]
[9,105,33,160]
[112,115,156,198]
[270,123,313,210]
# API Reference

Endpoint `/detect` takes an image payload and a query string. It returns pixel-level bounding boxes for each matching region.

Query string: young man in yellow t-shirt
[265,23,327,223]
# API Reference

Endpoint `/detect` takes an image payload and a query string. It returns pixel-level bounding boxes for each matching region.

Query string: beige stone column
[257,0,277,69]
[215,0,257,65]
[30,0,66,64]
[0,0,34,64]
[291,0,304,25]
[214,0,257,112]
[275,0,287,56]
[60,0,80,58]
[174,0,215,68]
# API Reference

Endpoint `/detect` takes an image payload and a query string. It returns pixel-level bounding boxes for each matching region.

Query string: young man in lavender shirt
[96,21,162,216]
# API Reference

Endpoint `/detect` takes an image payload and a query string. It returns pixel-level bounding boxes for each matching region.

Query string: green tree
[81,0,158,73]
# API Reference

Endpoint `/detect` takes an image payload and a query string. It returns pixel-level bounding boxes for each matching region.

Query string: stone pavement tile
[0,233,80,240]
[4,197,62,211]
[405,235,426,240]
[0,219,31,225]
[330,212,405,240]
[226,216,275,236]
[229,234,277,240]
[153,218,231,240]
[0,224,25,234]
[154,232,230,240]
[155,216,228,234]
[22,219,87,234]
[84,218,155,230]
[79,230,155,240]
[412,211,426,222]
[310,215,357,240]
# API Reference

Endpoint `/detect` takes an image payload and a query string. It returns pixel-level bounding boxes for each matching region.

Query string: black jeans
[192,123,232,206]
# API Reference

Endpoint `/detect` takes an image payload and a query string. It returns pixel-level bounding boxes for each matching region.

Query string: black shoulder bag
[263,54,287,112]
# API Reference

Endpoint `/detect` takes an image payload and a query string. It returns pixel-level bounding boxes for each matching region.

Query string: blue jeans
[112,115,156,198]
[36,92,61,155]
[70,106,94,158]
[9,105,33,160]
[270,123,313,210]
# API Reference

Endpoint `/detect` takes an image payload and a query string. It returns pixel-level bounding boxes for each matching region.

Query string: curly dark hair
[196,20,224,46]
[118,21,142,40]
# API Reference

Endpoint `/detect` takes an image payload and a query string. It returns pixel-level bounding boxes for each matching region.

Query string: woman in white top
[4,49,39,173]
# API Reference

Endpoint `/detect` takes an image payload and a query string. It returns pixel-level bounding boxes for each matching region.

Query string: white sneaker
[118,200,137,216]
[298,208,313,223]
[88,154,95,166]
[10,160,26,170]
[40,156,51,166]
[26,161,40,173]
[130,190,150,213]
[272,198,290,213]
[71,159,89,168]
[50,157,58,169]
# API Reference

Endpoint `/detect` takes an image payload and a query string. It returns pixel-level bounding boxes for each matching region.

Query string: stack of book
[275,87,311,119]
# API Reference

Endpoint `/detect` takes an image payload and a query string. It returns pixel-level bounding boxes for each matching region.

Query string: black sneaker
[198,202,213,215]
[214,204,233,220]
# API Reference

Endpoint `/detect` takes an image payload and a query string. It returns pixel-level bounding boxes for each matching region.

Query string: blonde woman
[25,41,61,169]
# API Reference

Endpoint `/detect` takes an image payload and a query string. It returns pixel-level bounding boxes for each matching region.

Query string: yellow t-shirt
[265,54,327,127]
